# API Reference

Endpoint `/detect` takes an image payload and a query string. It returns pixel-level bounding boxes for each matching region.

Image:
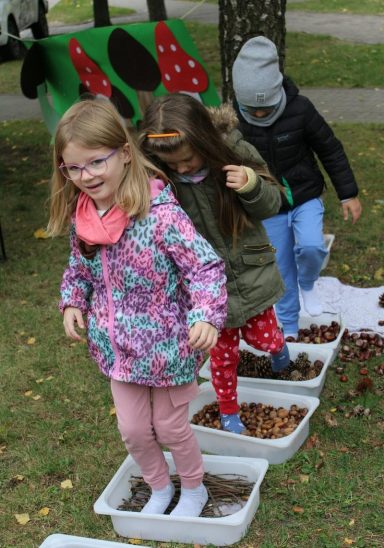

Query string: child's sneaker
[271,341,290,372]
[170,483,208,517]
[220,413,245,434]
[301,287,323,316]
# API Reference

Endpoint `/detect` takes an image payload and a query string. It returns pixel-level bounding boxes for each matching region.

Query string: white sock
[170,483,208,517]
[301,286,323,316]
[141,482,175,514]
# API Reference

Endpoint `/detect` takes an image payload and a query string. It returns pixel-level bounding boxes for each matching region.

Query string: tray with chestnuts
[189,383,320,463]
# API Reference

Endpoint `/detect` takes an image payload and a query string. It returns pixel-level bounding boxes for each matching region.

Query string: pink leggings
[210,307,285,414]
[110,379,204,490]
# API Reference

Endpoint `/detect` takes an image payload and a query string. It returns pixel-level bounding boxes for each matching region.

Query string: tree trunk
[93,0,111,27]
[146,0,168,21]
[219,0,287,102]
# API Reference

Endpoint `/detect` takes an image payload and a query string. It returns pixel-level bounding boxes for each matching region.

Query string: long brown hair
[139,93,275,241]
[48,98,167,237]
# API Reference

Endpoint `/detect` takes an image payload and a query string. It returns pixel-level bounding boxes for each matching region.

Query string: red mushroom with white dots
[69,38,112,97]
[154,21,209,99]
[68,37,134,119]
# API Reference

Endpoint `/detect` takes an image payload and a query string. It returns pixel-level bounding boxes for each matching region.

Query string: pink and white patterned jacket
[60,184,227,386]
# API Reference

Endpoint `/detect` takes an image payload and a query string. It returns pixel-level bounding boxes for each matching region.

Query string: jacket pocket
[242,251,275,267]
[243,243,276,253]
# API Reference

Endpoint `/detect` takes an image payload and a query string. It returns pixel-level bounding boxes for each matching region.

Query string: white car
[0,0,48,60]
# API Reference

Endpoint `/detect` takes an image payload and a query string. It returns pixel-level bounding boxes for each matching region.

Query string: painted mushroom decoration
[154,21,209,100]
[108,28,161,116]
[69,37,134,119]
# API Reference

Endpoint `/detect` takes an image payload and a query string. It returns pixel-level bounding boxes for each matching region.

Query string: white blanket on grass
[299,276,384,334]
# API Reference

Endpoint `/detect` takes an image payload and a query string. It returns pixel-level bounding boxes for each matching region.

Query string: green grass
[289,0,384,15]
[0,60,23,94]
[48,0,134,25]
[1,119,383,547]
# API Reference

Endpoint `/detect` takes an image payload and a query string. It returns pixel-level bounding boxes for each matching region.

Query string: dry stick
[118,473,254,516]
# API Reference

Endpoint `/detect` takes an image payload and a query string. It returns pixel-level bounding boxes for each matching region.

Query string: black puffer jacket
[234,77,359,211]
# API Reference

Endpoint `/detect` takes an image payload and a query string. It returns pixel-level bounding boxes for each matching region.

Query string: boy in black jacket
[232,36,362,339]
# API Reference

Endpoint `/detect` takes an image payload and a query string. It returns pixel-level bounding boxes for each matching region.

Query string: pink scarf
[75,178,165,246]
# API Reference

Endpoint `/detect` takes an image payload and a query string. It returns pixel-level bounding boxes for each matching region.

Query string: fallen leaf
[13,475,25,482]
[339,447,349,453]
[32,395,41,401]
[305,433,319,449]
[24,390,33,397]
[292,506,304,513]
[374,267,383,281]
[349,519,355,526]
[20,300,28,305]
[60,479,73,489]
[324,412,338,427]
[341,264,350,272]
[45,376,54,381]
[109,407,116,416]
[127,540,143,545]
[33,228,50,239]
[0,445,7,454]
[15,513,30,525]
[35,378,44,384]
[27,337,36,345]
[344,539,354,545]
[38,507,50,516]
[299,474,309,484]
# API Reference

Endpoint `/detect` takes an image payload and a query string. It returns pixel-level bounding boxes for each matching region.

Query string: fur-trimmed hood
[207,103,240,138]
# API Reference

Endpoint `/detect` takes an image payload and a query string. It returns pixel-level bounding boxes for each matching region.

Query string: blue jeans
[263,198,328,334]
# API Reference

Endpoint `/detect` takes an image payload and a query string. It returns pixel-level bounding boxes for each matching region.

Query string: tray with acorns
[199,341,334,397]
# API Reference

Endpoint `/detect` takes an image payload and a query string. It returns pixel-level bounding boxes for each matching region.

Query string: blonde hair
[48,98,167,236]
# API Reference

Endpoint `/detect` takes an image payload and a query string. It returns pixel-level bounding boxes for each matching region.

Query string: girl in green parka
[140,93,290,434]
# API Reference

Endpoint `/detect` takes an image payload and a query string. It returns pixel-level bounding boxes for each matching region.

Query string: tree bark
[219,0,287,102]
[147,0,168,21]
[93,0,111,27]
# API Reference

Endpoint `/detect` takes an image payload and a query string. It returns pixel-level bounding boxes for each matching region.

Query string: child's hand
[63,307,85,340]
[342,197,362,224]
[223,165,248,190]
[188,321,218,351]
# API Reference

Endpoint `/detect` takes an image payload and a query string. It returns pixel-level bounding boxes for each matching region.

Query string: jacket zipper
[101,246,121,369]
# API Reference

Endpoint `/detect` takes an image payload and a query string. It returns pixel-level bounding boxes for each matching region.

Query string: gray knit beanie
[232,36,283,107]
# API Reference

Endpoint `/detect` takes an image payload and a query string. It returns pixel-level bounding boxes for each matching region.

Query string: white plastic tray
[200,341,334,397]
[39,534,150,547]
[94,452,269,546]
[295,312,344,359]
[321,233,335,270]
[189,383,319,464]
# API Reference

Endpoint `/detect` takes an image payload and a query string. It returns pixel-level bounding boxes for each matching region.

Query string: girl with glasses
[48,98,227,517]
[140,93,290,436]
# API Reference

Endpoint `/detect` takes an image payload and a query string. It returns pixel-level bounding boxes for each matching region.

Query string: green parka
[171,105,285,328]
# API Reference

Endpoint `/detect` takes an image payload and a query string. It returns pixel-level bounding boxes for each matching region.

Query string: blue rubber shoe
[271,342,290,372]
[220,413,245,434]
